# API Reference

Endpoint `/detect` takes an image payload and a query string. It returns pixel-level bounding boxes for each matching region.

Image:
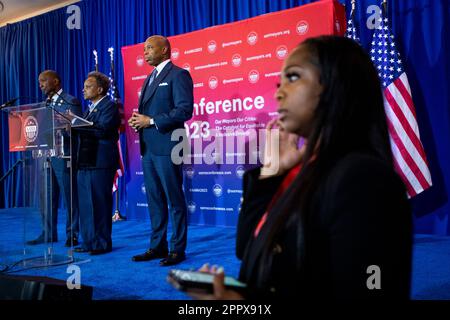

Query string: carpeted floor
[1,208,449,300]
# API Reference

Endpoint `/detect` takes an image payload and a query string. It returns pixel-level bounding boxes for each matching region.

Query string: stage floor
[1,208,449,300]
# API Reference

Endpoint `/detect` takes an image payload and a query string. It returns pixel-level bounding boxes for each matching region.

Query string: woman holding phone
[182,35,412,300]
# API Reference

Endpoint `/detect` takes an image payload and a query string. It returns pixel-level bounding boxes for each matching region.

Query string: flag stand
[107,46,127,222]
[112,183,126,222]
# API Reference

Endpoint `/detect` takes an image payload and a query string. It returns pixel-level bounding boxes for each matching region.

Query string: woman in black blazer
[196,36,412,300]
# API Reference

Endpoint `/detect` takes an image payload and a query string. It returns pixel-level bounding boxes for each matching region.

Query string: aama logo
[24,116,38,142]
[296,21,309,35]
[213,184,223,197]
[136,55,145,67]
[183,63,191,72]
[276,45,288,60]
[185,166,195,179]
[247,32,258,45]
[236,166,245,179]
[209,76,219,89]
[232,54,242,67]
[171,48,180,60]
[141,183,146,195]
[207,40,217,53]
[248,70,259,84]
[187,201,196,214]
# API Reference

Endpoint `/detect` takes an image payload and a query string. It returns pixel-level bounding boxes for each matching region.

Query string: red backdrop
[121,0,346,225]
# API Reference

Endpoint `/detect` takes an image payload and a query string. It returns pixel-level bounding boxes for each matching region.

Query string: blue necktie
[148,69,157,87]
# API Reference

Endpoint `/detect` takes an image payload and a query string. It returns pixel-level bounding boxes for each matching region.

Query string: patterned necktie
[147,69,157,87]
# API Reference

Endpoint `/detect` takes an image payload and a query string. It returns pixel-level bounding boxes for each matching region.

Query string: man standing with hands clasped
[129,35,193,266]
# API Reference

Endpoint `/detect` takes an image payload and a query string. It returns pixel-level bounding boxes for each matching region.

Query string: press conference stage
[0,207,449,300]
[0,207,240,300]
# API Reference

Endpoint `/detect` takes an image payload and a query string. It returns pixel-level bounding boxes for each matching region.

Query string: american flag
[108,47,125,193]
[345,2,360,42]
[370,15,432,197]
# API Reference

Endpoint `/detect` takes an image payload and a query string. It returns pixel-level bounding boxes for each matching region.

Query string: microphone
[0,96,41,110]
[0,97,20,109]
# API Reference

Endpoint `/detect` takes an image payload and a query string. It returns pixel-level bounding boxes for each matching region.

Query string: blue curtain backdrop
[1,0,449,235]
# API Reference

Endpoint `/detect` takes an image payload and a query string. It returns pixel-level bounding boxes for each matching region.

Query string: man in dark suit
[129,35,193,266]
[27,70,81,247]
[73,71,120,255]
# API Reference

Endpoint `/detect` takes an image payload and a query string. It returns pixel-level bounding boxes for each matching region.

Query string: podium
[1,101,92,268]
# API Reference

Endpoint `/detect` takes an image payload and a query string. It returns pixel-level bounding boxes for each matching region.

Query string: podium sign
[7,103,54,152]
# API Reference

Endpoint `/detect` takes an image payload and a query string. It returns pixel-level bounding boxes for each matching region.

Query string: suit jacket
[138,61,193,156]
[49,90,82,169]
[51,90,82,115]
[237,152,412,299]
[75,97,120,169]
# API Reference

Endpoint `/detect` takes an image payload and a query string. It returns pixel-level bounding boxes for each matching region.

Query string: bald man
[27,70,82,247]
[129,35,193,266]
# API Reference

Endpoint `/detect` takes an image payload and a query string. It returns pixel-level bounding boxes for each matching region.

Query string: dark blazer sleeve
[75,99,119,169]
[59,92,82,138]
[319,155,412,299]
[153,69,193,133]
[75,100,120,139]
[236,167,285,260]
[66,94,82,116]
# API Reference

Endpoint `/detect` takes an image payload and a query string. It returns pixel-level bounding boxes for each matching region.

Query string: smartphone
[167,269,247,294]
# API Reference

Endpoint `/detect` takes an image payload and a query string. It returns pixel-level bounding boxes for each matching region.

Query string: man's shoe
[26,236,45,245]
[90,248,112,255]
[65,238,79,247]
[26,235,57,245]
[132,249,168,262]
[159,252,186,266]
[73,247,89,253]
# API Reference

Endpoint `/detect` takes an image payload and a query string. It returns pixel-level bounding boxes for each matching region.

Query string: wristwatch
[149,118,155,126]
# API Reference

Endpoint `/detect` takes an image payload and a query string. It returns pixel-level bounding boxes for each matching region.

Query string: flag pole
[93,50,98,72]
[345,0,359,42]
[108,47,126,222]
[381,0,387,15]
[113,179,125,222]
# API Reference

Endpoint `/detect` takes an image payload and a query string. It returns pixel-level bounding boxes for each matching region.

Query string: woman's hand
[186,264,245,300]
[260,119,306,178]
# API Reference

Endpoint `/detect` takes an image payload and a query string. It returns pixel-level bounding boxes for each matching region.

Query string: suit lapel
[242,173,305,282]
[82,108,90,119]
[86,109,96,121]
[58,91,67,104]
[51,91,63,112]
[141,62,173,108]
[242,208,278,281]
[138,74,152,113]
[85,97,106,120]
